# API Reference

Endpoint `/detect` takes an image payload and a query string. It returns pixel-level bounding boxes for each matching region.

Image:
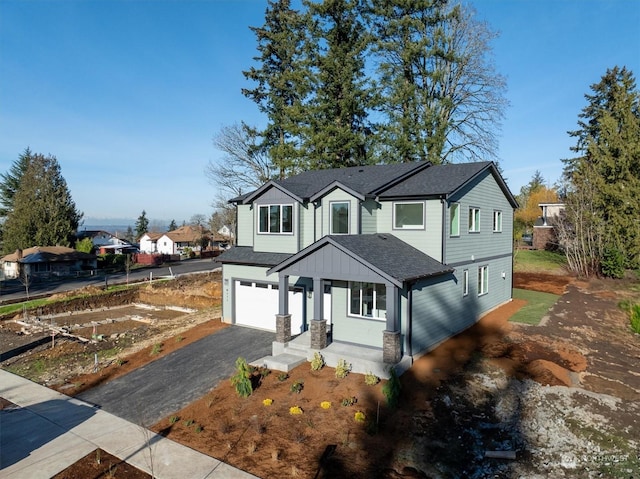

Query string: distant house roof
[231,161,517,207]
[1,246,96,264]
[141,232,164,241]
[268,234,453,287]
[164,225,210,243]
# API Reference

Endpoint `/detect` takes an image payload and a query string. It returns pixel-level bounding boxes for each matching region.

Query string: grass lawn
[514,249,567,274]
[510,288,561,325]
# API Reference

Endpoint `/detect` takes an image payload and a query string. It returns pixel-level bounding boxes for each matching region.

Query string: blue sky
[1,0,638,225]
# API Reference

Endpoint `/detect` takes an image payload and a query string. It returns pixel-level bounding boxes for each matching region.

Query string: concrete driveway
[78,326,274,426]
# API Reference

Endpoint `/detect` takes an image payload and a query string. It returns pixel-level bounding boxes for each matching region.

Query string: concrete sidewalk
[0,370,258,479]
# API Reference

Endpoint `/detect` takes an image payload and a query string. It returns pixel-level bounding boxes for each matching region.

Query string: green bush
[630,304,640,334]
[382,367,401,409]
[601,247,625,278]
[335,359,351,379]
[310,352,324,371]
[230,357,253,398]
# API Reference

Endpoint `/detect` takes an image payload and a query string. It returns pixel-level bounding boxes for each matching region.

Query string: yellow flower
[320,401,332,409]
[354,411,366,422]
[289,405,303,415]
[262,398,273,406]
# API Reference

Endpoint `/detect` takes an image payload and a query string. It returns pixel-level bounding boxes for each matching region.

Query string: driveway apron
[77,326,274,425]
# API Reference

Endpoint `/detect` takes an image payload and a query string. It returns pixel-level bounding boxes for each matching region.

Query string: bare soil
[51,448,152,479]
[3,270,640,478]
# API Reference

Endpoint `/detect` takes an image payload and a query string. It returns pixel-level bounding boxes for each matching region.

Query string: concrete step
[251,353,307,373]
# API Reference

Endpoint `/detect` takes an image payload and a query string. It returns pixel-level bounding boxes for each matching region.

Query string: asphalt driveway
[77,326,274,425]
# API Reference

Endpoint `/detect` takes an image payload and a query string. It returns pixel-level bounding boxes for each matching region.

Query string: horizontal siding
[361,199,378,234]
[299,203,315,249]
[445,170,514,265]
[331,283,385,348]
[376,199,442,261]
[236,205,253,247]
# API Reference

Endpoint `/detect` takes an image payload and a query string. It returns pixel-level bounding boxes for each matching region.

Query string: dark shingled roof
[217,246,292,267]
[269,234,452,285]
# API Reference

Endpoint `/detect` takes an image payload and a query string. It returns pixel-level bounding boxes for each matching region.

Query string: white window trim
[393,201,425,230]
[493,210,503,232]
[462,269,469,297]
[469,207,481,233]
[257,204,294,235]
[347,281,386,321]
[478,265,489,296]
[450,202,460,237]
[329,200,350,235]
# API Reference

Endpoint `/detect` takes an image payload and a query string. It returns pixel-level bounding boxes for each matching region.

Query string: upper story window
[348,281,386,320]
[469,207,481,233]
[394,201,424,230]
[493,210,503,232]
[450,203,460,237]
[330,201,350,235]
[258,204,293,234]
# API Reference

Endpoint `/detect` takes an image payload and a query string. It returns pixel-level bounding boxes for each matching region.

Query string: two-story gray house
[218,161,517,375]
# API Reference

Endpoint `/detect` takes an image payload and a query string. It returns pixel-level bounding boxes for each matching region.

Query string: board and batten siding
[445,170,514,265]
[253,187,299,254]
[376,199,443,261]
[236,205,253,247]
[330,283,385,348]
[360,199,378,234]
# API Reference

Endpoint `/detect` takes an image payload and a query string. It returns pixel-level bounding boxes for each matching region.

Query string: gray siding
[360,199,378,234]
[330,283,385,348]
[445,170,514,265]
[236,205,253,247]
[376,199,442,261]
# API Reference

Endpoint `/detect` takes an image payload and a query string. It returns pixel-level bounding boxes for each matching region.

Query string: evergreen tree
[369,0,506,163]
[168,219,177,231]
[303,0,375,168]
[242,0,309,178]
[562,66,640,273]
[124,226,135,244]
[0,147,33,218]
[2,153,83,253]
[135,210,149,239]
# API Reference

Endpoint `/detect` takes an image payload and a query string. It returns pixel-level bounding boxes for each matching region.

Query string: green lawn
[514,249,567,274]
[510,288,561,325]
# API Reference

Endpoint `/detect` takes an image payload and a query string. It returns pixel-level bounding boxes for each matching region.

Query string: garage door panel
[235,281,303,333]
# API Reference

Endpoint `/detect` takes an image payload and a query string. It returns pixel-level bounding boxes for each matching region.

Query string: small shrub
[320,401,332,409]
[175,335,185,343]
[289,405,303,415]
[354,411,366,422]
[601,247,625,278]
[290,380,304,394]
[310,352,325,371]
[630,304,640,334]
[260,367,271,378]
[194,424,203,433]
[150,343,163,356]
[335,359,351,379]
[169,415,179,425]
[277,372,289,382]
[341,396,357,407]
[364,371,380,386]
[263,398,274,406]
[183,419,194,427]
[382,367,401,409]
[230,357,253,398]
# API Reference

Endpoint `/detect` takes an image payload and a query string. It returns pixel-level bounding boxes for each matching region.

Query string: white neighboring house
[76,230,136,254]
[139,232,163,253]
[218,225,234,239]
[155,225,210,255]
[1,246,97,280]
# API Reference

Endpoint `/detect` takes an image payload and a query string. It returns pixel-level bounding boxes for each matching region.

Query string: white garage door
[234,280,304,334]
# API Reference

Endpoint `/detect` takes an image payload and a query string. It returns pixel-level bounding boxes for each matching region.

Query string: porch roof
[217,246,292,267]
[268,234,453,287]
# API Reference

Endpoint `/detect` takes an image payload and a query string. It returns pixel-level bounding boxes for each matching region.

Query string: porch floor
[252,332,412,379]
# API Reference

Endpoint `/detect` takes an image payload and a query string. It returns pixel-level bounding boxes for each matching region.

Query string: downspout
[406,284,413,357]
[440,196,447,264]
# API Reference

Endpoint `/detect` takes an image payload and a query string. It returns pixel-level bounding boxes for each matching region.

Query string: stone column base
[275,314,291,343]
[310,319,327,350]
[383,330,401,364]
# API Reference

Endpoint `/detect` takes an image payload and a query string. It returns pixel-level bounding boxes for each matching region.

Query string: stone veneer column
[275,314,291,343]
[310,319,327,350]
[383,330,401,364]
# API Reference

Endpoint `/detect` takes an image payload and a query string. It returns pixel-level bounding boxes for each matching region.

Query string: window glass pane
[450,204,459,236]
[362,282,374,316]
[259,206,269,233]
[349,282,361,316]
[463,270,469,296]
[331,202,349,234]
[375,283,386,318]
[395,202,424,228]
[269,205,280,233]
[282,205,293,232]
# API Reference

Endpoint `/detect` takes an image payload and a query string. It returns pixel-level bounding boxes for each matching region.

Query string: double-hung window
[330,201,349,234]
[469,207,481,233]
[450,203,460,236]
[394,201,424,229]
[258,204,293,234]
[348,281,386,320]
[493,210,503,232]
[478,265,488,296]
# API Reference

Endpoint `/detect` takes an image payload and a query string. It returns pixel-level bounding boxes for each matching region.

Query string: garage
[234,280,305,334]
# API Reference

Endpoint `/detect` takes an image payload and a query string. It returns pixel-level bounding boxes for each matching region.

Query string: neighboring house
[156,225,210,256]
[139,232,163,253]
[1,246,97,280]
[211,233,232,251]
[76,230,136,254]
[218,161,517,373]
[218,225,235,241]
[533,203,565,250]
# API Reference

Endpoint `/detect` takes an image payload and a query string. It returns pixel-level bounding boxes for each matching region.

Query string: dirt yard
[2,270,639,478]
